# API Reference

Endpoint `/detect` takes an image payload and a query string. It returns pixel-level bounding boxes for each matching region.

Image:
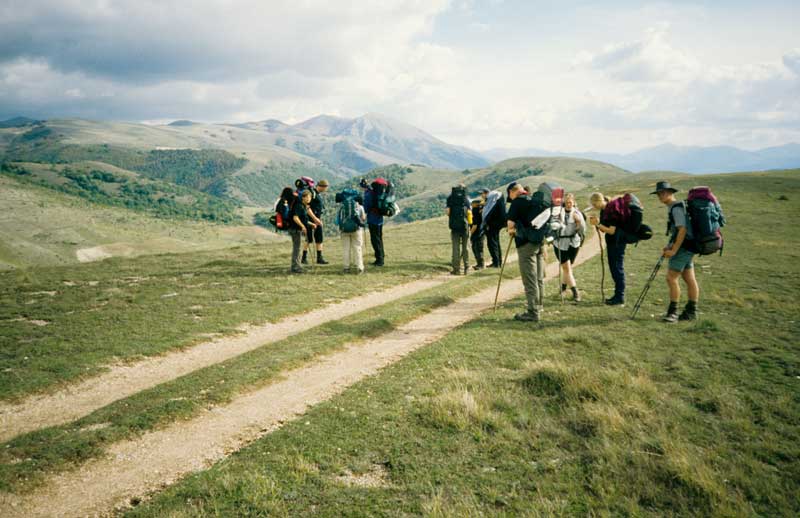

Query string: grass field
[0,175,273,269]
[118,169,800,516]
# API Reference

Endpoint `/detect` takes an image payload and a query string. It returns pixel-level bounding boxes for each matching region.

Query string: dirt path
[0,235,600,517]
[0,275,458,443]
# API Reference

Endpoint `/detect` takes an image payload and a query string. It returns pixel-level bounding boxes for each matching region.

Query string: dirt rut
[0,236,599,517]
[0,276,455,442]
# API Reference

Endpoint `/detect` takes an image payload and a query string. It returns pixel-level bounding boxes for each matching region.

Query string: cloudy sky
[1,0,798,152]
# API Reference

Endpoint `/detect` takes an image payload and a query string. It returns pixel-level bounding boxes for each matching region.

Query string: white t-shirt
[555,208,586,250]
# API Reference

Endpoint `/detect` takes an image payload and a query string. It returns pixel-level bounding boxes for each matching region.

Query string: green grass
[0,175,273,269]
[0,215,462,401]
[123,170,800,517]
[0,267,511,494]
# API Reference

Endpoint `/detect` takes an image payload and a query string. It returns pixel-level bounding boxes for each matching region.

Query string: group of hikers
[273,174,725,324]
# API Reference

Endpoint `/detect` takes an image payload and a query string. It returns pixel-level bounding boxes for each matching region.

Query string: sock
[667,301,678,314]
[571,287,579,297]
[317,251,323,260]
[302,251,308,259]
[561,283,567,292]
[685,300,697,312]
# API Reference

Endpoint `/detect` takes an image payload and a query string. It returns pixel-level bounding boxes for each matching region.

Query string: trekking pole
[596,227,605,300]
[493,234,515,312]
[555,243,564,304]
[630,255,665,320]
[309,225,317,274]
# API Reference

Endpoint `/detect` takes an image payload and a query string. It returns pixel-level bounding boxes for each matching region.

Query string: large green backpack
[337,189,361,233]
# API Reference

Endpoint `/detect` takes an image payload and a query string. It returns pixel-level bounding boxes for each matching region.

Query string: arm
[507,220,516,237]
[305,206,318,228]
[293,215,306,233]
[664,226,686,257]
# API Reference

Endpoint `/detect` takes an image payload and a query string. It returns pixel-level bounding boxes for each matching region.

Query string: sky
[1,0,798,153]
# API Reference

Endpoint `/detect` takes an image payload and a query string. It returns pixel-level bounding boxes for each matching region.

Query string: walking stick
[493,234,515,312]
[596,227,605,301]
[556,243,564,304]
[309,225,317,274]
[631,255,665,320]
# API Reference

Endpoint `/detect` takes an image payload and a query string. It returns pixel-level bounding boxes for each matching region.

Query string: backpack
[336,188,361,233]
[603,193,651,244]
[270,196,294,231]
[447,186,470,232]
[294,176,317,201]
[528,182,564,242]
[557,208,587,246]
[372,178,398,217]
[677,187,726,255]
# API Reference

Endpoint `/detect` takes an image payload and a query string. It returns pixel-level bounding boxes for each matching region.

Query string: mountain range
[483,143,800,174]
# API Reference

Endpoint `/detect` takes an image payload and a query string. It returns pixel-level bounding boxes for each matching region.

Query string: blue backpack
[336,189,361,233]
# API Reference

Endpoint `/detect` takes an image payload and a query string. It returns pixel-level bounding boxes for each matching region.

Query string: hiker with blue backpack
[361,177,398,267]
[652,181,725,323]
[335,189,367,274]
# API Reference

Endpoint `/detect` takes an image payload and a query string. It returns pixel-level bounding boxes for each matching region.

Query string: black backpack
[519,195,549,245]
[447,187,469,233]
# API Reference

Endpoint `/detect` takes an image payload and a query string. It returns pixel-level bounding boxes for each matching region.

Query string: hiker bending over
[289,189,317,274]
[470,189,488,270]
[652,181,699,322]
[302,179,330,265]
[481,189,506,268]
[553,193,586,302]
[361,178,387,267]
[446,184,472,275]
[336,189,367,274]
[506,182,546,322]
[589,192,637,305]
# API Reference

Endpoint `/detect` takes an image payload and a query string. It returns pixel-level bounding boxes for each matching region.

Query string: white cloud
[783,49,800,75]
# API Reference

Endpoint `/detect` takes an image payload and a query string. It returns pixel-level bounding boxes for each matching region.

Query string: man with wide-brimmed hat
[651,180,699,323]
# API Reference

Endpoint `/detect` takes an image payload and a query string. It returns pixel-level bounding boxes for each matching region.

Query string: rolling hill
[0,174,276,269]
[0,114,489,209]
[484,142,800,174]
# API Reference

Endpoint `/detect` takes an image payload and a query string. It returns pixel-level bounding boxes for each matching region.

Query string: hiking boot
[317,253,329,265]
[343,268,351,274]
[678,309,697,321]
[450,269,461,276]
[355,269,365,275]
[571,287,581,302]
[301,252,309,265]
[662,311,679,323]
[604,296,624,306]
[514,311,540,322]
[291,268,305,274]
[473,264,485,271]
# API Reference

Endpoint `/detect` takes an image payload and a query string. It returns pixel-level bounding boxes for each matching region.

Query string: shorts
[668,247,695,272]
[554,246,578,264]
[306,224,323,244]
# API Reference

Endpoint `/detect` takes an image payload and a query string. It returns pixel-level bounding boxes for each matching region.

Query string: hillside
[385,156,631,222]
[485,142,800,174]
[0,175,275,269]
[1,169,797,516]
[0,115,490,210]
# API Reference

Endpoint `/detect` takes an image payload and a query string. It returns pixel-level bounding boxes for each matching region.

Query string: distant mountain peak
[167,120,196,127]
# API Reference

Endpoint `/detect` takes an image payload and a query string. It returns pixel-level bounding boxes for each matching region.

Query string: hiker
[482,189,507,267]
[361,178,387,266]
[289,189,317,273]
[588,192,644,305]
[553,193,586,301]
[446,184,472,275]
[652,181,699,322]
[506,182,546,322]
[470,189,487,270]
[303,179,330,265]
[335,189,367,274]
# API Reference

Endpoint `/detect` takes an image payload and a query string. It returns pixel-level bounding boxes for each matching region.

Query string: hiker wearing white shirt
[553,193,586,302]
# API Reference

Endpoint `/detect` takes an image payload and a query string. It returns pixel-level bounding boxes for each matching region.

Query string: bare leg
[682,268,699,301]
[666,269,682,302]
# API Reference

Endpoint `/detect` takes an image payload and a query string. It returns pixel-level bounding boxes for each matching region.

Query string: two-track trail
[0,236,599,517]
